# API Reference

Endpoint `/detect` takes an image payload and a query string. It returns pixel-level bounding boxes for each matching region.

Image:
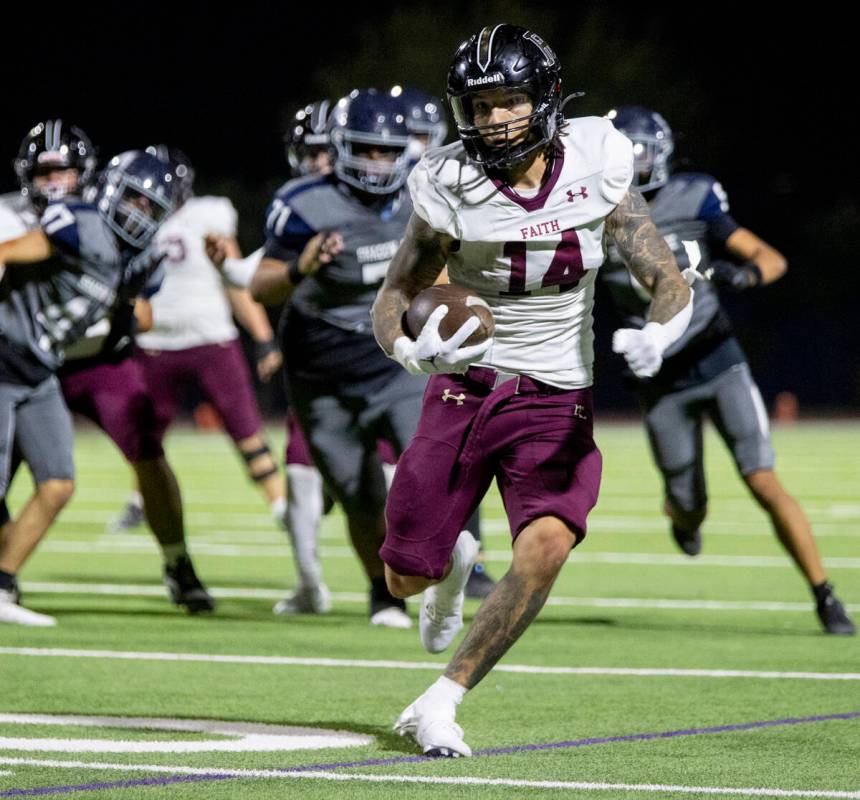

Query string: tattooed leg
[444,516,576,689]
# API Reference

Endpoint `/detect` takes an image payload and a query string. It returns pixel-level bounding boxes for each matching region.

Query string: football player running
[0,144,178,625]
[372,25,693,756]
[250,88,429,629]
[602,105,854,635]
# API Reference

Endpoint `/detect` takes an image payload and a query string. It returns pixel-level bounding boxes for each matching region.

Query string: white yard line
[21,581,859,614]
[36,539,860,568]
[0,647,857,681]
[0,758,858,798]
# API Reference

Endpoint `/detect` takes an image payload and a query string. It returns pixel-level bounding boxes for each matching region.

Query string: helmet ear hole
[446,24,564,170]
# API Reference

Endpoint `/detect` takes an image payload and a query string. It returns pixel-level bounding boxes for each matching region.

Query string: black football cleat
[815,584,855,635]
[671,524,702,556]
[164,556,216,614]
[465,564,496,599]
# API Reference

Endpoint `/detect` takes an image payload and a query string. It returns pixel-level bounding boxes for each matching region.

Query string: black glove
[708,260,763,292]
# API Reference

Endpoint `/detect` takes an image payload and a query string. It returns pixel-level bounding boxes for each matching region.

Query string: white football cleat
[273,583,332,615]
[370,605,413,629]
[0,589,56,627]
[394,696,471,758]
[420,530,479,653]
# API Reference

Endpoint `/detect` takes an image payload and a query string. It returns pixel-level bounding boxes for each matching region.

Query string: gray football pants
[287,370,426,519]
[0,375,75,497]
[642,362,775,514]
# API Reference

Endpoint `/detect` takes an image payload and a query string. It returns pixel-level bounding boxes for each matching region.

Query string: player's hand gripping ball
[405,285,495,346]
[392,285,495,375]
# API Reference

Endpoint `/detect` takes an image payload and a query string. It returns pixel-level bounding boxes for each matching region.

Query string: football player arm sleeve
[371,211,454,356]
[0,229,53,265]
[606,188,694,378]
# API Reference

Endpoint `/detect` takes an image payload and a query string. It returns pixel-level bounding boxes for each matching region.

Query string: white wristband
[222,248,264,288]
[645,287,695,354]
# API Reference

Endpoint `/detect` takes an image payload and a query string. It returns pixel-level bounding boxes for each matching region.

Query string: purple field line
[1,710,857,798]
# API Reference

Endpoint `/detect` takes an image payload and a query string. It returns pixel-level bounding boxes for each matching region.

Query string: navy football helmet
[145,144,195,204]
[447,24,563,169]
[14,120,97,210]
[390,86,448,160]
[606,106,674,192]
[286,100,333,176]
[329,89,411,194]
[96,151,178,249]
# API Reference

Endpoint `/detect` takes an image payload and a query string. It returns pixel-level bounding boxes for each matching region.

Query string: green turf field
[1,421,858,799]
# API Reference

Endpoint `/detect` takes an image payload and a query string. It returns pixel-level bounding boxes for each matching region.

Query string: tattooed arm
[370,209,454,355]
[604,187,691,322]
[605,188,693,378]
[371,212,452,354]
[372,213,491,375]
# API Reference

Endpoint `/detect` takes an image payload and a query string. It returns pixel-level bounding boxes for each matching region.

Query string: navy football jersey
[263,175,412,387]
[602,173,740,360]
[0,199,158,376]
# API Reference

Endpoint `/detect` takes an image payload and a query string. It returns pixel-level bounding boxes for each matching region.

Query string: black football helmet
[96,151,179,249]
[14,120,97,210]
[145,144,195,204]
[606,106,674,192]
[329,89,411,194]
[286,100,333,176]
[390,86,448,160]
[447,24,563,169]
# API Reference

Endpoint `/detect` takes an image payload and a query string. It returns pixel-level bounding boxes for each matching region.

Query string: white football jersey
[0,192,39,243]
[138,195,239,351]
[408,116,633,389]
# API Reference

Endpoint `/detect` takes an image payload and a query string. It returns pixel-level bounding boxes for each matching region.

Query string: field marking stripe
[1,647,858,681]
[23,582,858,613]
[36,540,860,568]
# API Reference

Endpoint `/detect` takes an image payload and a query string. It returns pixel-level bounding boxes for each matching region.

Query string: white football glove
[613,288,696,379]
[612,323,667,378]
[392,305,492,375]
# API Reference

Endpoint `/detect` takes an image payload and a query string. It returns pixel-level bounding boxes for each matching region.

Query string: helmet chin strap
[560,91,585,114]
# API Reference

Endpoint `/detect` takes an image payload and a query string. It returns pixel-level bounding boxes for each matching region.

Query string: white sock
[129,491,143,510]
[285,465,325,587]
[270,496,287,526]
[426,675,467,706]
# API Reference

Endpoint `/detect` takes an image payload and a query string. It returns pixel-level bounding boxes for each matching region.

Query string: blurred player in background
[110,146,288,544]
[0,123,214,614]
[250,88,428,629]
[0,144,178,625]
[602,105,854,635]
[373,24,694,756]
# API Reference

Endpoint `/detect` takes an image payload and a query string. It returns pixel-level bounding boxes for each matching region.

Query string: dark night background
[3,1,857,413]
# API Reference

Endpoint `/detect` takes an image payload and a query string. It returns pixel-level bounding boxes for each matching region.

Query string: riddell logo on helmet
[466,73,504,87]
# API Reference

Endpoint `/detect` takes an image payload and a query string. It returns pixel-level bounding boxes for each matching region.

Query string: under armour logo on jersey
[567,187,588,203]
[573,404,588,420]
[442,389,466,405]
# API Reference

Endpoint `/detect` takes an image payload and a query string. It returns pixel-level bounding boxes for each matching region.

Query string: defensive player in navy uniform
[0,147,178,625]
[372,26,693,756]
[602,105,854,635]
[250,89,428,629]
[1,124,214,617]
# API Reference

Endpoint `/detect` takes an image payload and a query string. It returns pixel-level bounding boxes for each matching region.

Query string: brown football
[405,284,495,346]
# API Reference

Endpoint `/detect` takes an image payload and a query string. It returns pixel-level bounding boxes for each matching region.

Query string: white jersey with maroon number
[408,116,633,389]
[137,195,239,351]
